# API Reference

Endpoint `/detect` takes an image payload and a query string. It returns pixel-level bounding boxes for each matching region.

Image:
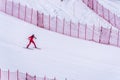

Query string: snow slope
[98,0,120,17]
[1,11,120,80]
[8,0,115,28]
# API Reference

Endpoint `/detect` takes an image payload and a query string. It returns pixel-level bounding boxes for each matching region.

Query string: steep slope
[8,0,115,28]
[1,11,120,80]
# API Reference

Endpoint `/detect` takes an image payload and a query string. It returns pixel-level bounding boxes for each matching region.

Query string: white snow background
[0,0,120,80]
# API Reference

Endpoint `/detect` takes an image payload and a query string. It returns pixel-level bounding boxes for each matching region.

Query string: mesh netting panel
[109,12,115,26]
[0,0,6,12]
[93,0,97,12]
[19,4,25,20]
[83,0,88,5]
[88,0,93,9]
[26,73,34,80]
[44,14,49,30]
[103,8,109,21]
[38,13,44,27]
[110,30,118,46]
[100,27,110,44]
[93,27,101,42]
[57,18,63,34]
[9,72,17,80]
[13,2,19,18]
[86,26,93,40]
[25,6,32,23]
[31,10,37,25]
[97,3,103,17]
[115,16,120,29]
[50,16,56,31]
[71,22,78,37]
[79,24,86,39]
[64,20,70,36]
[18,72,26,80]
[1,71,8,80]
[118,32,120,47]
[6,1,12,15]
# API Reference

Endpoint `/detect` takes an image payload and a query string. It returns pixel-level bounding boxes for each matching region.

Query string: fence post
[91,0,93,9]
[96,1,98,14]
[44,76,46,80]
[70,20,72,36]
[8,69,10,80]
[117,30,119,47]
[5,0,7,13]
[49,14,50,30]
[18,3,20,18]
[36,10,39,26]
[82,0,84,3]
[17,70,19,80]
[26,73,28,80]
[0,68,1,80]
[102,5,104,18]
[93,0,95,11]
[54,77,56,80]
[99,27,102,43]
[24,5,27,21]
[78,22,80,38]
[85,24,87,40]
[42,13,44,28]
[56,16,58,32]
[87,0,89,6]
[63,18,65,34]
[114,14,116,27]
[31,8,33,24]
[108,27,112,44]
[11,1,13,16]
[92,25,95,41]
[34,75,36,80]
[108,9,110,23]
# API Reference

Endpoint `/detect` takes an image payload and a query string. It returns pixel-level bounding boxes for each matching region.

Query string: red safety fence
[0,0,37,25]
[82,0,120,30]
[0,69,56,80]
[0,0,120,48]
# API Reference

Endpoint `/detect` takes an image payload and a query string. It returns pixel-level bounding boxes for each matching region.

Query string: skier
[26,34,37,48]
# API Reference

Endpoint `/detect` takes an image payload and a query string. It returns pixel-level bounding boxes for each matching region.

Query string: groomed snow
[1,0,120,80]
[1,11,120,80]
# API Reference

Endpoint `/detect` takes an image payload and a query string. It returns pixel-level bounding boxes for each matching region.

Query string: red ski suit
[26,35,37,48]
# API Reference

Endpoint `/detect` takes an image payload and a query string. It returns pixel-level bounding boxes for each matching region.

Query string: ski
[35,47,41,50]
[23,47,33,50]
[23,47,41,50]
